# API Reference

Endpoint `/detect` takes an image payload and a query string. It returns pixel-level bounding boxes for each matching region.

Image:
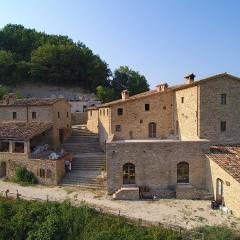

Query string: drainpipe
[196,85,199,137]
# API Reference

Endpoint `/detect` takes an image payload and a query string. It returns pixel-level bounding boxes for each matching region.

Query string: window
[115,125,121,132]
[83,105,87,112]
[221,94,227,105]
[221,121,226,132]
[181,97,184,103]
[58,112,60,119]
[46,169,52,178]
[163,106,166,110]
[145,104,150,111]
[100,109,102,116]
[67,112,69,118]
[117,108,123,115]
[32,112,37,119]
[107,109,109,116]
[176,120,179,135]
[39,168,45,178]
[13,112,17,119]
[148,122,156,138]
[90,111,92,116]
[216,178,224,204]
[13,142,24,153]
[140,119,143,124]
[103,109,105,116]
[177,162,189,183]
[0,141,9,152]
[123,163,135,184]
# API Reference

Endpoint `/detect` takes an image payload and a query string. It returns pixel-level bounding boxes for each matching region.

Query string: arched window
[148,122,157,138]
[123,163,135,184]
[177,162,189,183]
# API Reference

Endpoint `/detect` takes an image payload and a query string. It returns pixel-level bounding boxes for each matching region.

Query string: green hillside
[0,24,149,102]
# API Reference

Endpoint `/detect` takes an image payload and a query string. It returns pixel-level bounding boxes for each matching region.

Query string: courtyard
[0,180,239,231]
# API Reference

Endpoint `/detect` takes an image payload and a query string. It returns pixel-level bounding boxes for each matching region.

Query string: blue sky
[0,0,240,88]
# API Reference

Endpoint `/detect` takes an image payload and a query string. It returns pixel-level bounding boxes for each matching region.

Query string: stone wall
[107,140,209,195]
[199,77,240,141]
[0,153,65,185]
[174,86,199,140]
[206,157,240,218]
[87,109,99,133]
[71,112,88,125]
[99,107,111,148]
[0,100,72,149]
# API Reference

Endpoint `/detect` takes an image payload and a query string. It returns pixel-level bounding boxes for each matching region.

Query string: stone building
[87,73,240,217]
[0,95,72,148]
[0,95,72,184]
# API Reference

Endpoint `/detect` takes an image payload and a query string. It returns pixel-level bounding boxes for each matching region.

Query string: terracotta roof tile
[96,73,240,108]
[0,122,53,140]
[0,98,65,107]
[206,145,240,183]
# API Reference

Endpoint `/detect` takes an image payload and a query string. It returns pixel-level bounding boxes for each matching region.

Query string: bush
[14,167,38,184]
[196,226,240,240]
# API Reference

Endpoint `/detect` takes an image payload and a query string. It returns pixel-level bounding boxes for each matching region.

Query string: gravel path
[0,180,239,230]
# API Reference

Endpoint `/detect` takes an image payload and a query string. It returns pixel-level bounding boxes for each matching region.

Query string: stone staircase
[61,126,107,189]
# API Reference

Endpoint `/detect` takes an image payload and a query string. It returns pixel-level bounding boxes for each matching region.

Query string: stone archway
[0,162,6,178]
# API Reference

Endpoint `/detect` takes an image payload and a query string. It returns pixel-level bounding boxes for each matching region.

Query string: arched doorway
[123,163,135,185]
[216,178,224,204]
[177,162,189,183]
[148,122,157,138]
[0,162,6,178]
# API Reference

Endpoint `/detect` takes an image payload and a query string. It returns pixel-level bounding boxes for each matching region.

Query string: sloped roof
[206,145,240,183]
[0,122,53,140]
[92,73,240,109]
[0,98,66,107]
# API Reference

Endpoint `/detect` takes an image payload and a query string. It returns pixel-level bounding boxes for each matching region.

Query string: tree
[0,85,9,99]
[112,66,149,98]
[96,85,115,103]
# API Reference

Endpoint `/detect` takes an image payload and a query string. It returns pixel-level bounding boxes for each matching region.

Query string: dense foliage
[0,24,110,91]
[14,167,38,185]
[0,198,183,240]
[0,24,149,101]
[0,197,239,240]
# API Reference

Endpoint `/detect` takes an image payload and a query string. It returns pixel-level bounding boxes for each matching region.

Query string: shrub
[196,226,240,240]
[14,167,38,184]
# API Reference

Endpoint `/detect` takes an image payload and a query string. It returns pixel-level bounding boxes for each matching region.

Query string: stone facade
[0,98,72,148]
[107,140,210,195]
[206,157,240,218]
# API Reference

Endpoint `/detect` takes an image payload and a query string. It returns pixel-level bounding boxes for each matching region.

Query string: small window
[221,94,227,105]
[90,111,92,116]
[181,97,184,103]
[115,125,121,132]
[13,112,17,119]
[221,121,226,132]
[100,109,102,116]
[58,112,60,119]
[46,169,52,178]
[103,109,105,116]
[117,108,123,116]
[140,119,143,124]
[163,106,166,110]
[67,112,69,118]
[83,105,87,112]
[13,142,24,153]
[39,168,45,178]
[32,112,37,119]
[0,141,9,152]
[145,104,150,111]
[107,109,109,116]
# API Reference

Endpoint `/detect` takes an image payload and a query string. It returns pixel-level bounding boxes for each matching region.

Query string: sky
[0,0,240,88]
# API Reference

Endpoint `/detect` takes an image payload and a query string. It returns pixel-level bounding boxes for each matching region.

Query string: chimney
[2,95,9,105]
[121,90,129,101]
[184,73,196,84]
[8,93,16,105]
[156,83,169,92]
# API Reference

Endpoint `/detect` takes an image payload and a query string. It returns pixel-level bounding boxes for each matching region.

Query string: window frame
[145,104,150,111]
[221,94,227,105]
[115,125,121,132]
[220,121,226,132]
[32,111,37,119]
[117,108,123,116]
